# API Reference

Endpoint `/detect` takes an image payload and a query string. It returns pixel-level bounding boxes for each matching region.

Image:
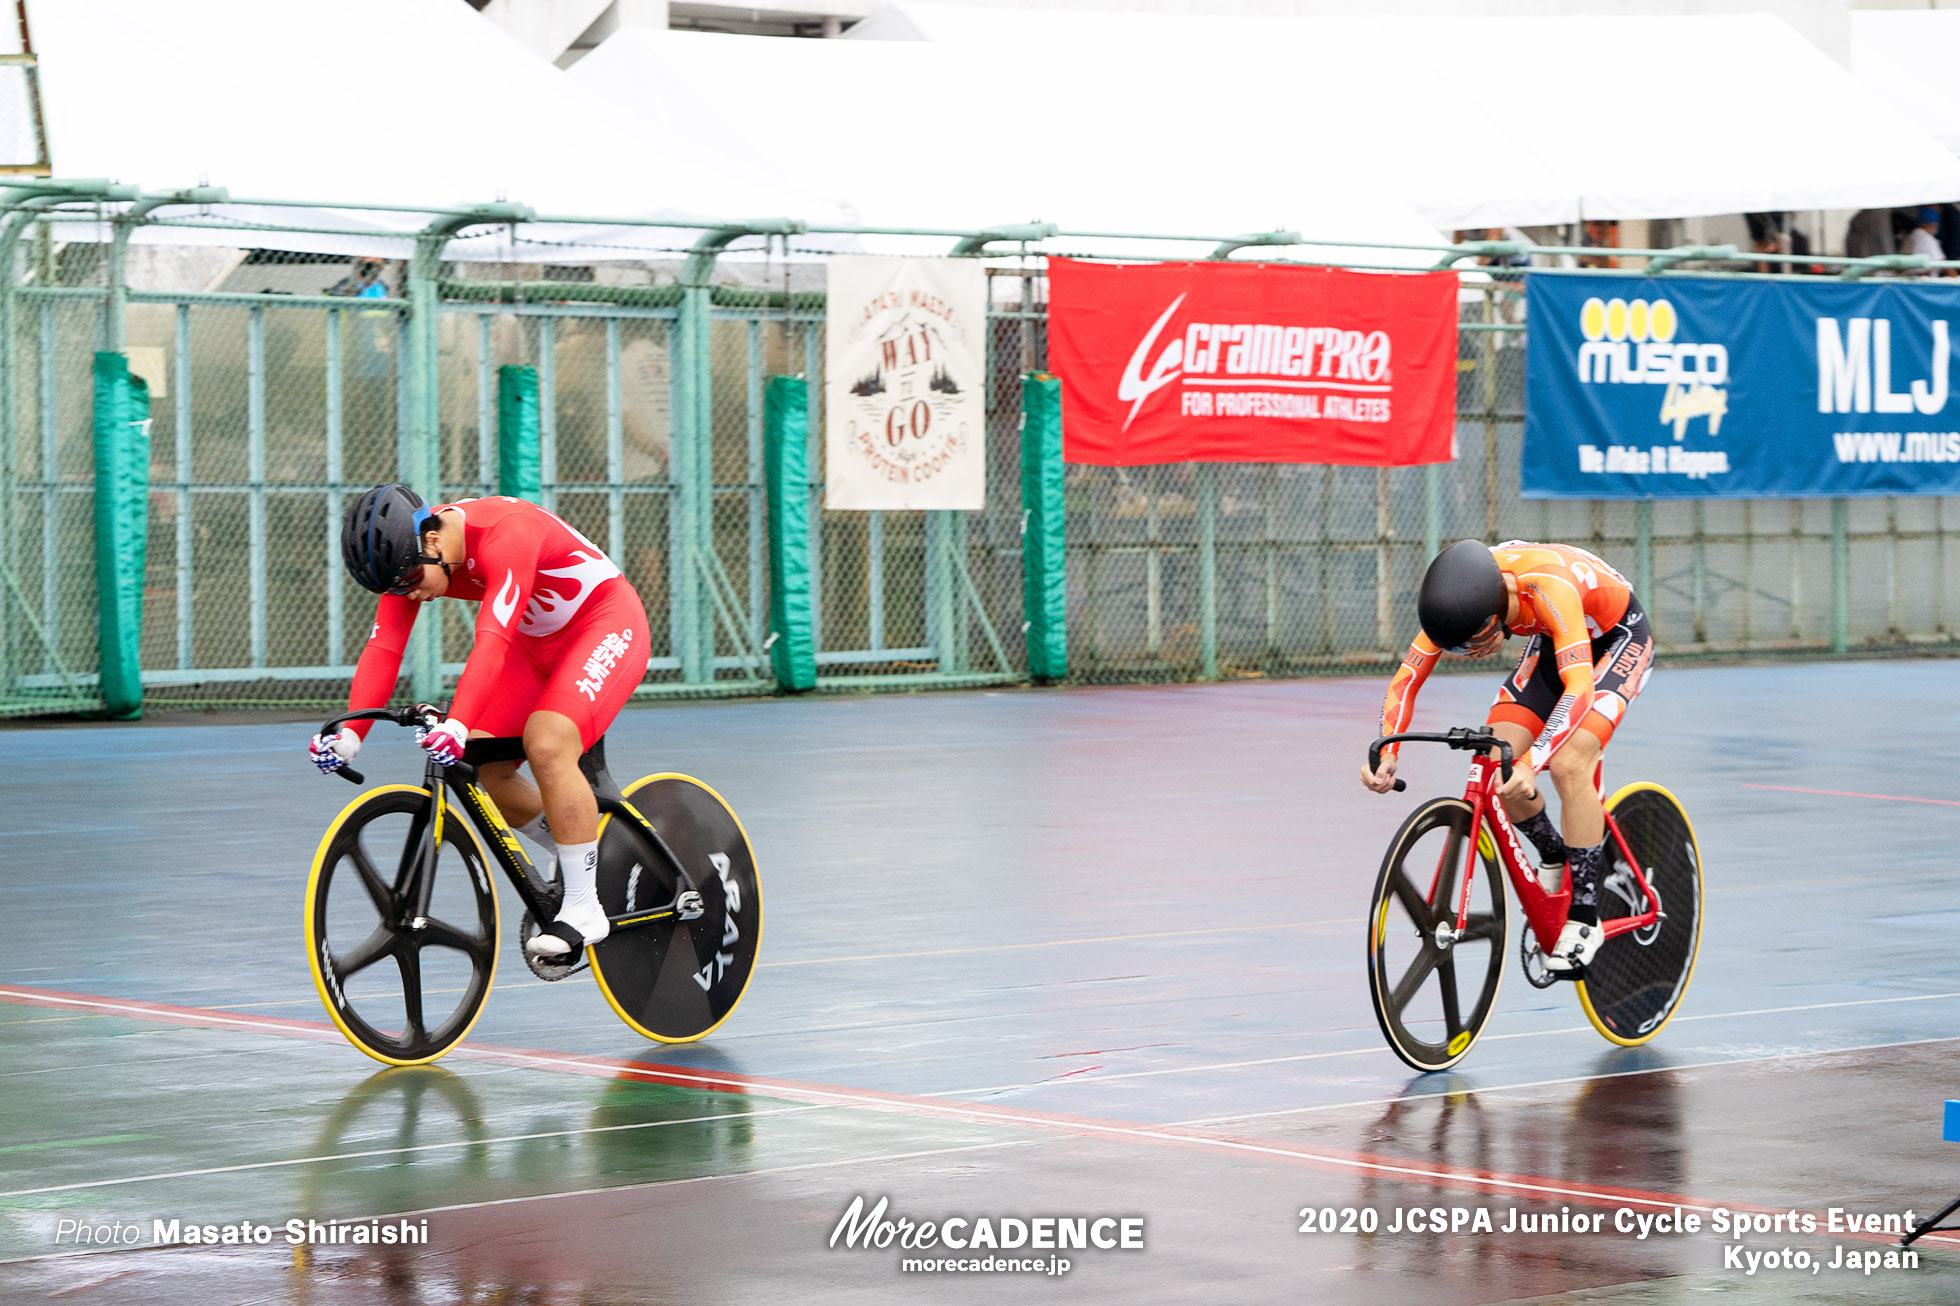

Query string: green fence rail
[4,184,1959,718]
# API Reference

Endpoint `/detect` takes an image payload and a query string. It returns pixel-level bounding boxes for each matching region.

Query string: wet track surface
[3,661,1959,1302]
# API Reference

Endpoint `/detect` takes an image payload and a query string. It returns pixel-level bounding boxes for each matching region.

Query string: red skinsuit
[346,497,651,748]
[1379,541,1633,770]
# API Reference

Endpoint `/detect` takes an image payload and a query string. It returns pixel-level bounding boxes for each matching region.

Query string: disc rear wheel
[1577,784,1703,1046]
[588,775,761,1044]
[1366,797,1507,1073]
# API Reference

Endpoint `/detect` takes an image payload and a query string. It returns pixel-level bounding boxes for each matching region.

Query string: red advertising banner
[1047,258,1458,466]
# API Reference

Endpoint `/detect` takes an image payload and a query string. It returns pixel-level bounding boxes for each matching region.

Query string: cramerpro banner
[1525,273,1960,498]
[1046,258,1457,466]
[825,255,987,510]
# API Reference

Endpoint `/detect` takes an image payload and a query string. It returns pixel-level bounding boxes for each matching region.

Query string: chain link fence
[3,213,1957,720]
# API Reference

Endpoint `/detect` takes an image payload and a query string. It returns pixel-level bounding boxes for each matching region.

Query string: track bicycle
[1363,727,1702,1073]
[304,704,761,1066]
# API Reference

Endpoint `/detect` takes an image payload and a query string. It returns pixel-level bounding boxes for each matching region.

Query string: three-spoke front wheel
[305,785,499,1065]
[1366,797,1507,1073]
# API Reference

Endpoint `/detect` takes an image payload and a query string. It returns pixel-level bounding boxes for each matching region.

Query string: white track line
[933,989,1960,1097]
[0,1104,829,1200]
[1173,1032,1960,1127]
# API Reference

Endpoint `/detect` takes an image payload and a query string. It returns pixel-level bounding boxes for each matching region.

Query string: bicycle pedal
[524,950,588,982]
[519,910,590,981]
[676,889,705,921]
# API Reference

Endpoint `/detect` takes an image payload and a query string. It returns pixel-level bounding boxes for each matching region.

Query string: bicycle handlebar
[317,704,447,786]
[1368,728,1514,794]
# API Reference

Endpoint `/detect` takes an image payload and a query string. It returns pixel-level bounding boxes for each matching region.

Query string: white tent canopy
[1851,10,1960,158]
[28,0,852,259]
[851,4,1960,231]
[570,28,1448,266]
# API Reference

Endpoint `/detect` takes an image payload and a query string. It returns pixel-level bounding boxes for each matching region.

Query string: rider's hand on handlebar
[416,716,469,767]
[1360,751,1399,794]
[1497,754,1539,804]
[308,728,361,775]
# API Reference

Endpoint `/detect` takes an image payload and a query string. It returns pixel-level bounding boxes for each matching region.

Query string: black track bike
[304,705,761,1066]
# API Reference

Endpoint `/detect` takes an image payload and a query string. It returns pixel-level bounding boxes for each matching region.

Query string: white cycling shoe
[1542,918,1605,973]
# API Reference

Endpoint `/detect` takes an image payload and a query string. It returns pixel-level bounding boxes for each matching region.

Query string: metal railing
[3,181,1957,717]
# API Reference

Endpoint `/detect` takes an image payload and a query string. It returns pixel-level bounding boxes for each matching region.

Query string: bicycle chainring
[520,910,589,982]
[1519,924,1560,989]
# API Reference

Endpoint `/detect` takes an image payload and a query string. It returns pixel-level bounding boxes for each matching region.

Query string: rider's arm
[342,596,419,741]
[1522,572,1596,771]
[1377,634,1441,758]
[446,523,543,732]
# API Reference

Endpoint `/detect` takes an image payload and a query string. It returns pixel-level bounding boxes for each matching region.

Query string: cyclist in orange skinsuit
[1360,540,1655,972]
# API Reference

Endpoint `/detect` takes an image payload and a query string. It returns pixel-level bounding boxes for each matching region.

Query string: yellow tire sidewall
[589,773,762,1045]
[1574,781,1703,1047]
[304,783,500,1067]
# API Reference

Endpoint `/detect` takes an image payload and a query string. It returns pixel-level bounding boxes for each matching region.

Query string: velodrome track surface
[3,661,1959,1302]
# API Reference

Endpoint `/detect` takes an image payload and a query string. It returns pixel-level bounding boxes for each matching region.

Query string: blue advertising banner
[1524,273,1960,498]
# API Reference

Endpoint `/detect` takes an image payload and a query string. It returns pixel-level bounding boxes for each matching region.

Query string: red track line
[1743,782,1960,808]
[2,982,1953,1249]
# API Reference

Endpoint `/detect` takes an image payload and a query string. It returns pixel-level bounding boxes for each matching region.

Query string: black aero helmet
[1417,540,1506,651]
[341,483,434,594]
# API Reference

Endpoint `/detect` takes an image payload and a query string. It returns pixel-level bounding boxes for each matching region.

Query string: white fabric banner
[825,255,987,510]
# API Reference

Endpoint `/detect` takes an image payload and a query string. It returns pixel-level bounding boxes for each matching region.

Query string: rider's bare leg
[524,711,596,844]
[471,730,542,831]
[1544,727,1604,849]
[524,710,607,950]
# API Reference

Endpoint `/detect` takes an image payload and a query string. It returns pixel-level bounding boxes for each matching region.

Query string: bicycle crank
[1519,925,1560,989]
[519,910,590,982]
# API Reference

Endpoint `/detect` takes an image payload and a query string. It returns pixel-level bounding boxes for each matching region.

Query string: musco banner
[825,254,987,510]
[1526,272,1960,498]
[1046,258,1457,466]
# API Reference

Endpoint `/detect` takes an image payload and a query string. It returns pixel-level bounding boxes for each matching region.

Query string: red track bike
[1364,727,1704,1072]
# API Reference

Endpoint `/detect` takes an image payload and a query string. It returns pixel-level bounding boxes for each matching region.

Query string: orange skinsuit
[1379,542,1635,772]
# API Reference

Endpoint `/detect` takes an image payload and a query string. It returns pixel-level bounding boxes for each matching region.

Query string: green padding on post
[497,365,541,502]
[92,352,151,719]
[764,375,816,692]
[1021,373,1067,681]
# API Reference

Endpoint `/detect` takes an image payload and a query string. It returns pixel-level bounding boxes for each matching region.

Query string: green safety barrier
[497,364,540,502]
[1020,373,1067,681]
[92,352,150,719]
[764,374,816,692]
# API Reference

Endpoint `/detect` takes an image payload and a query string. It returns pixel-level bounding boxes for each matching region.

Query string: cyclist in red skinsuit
[314,491,651,958]
[1360,540,1655,973]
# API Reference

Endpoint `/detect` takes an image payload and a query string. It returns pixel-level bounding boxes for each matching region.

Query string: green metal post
[673,282,710,683]
[496,364,541,501]
[92,352,149,718]
[1020,373,1067,680]
[1634,501,1654,601]
[1198,463,1219,680]
[1423,462,1441,562]
[406,233,446,702]
[1831,497,1849,654]
[763,374,816,691]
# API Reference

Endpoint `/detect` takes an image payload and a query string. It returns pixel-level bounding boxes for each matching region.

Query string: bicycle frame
[321,707,705,934]
[1457,753,1661,954]
[1372,728,1661,958]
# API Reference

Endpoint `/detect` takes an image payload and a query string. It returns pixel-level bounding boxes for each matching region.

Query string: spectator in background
[1745,211,1787,273]
[329,257,391,300]
[1938,204,1960,263]
[328,257,399,433]
[1844,208,1895,260]
[1903,207,1944,263]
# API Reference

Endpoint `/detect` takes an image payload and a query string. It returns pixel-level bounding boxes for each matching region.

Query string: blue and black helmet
[340,483,435,594]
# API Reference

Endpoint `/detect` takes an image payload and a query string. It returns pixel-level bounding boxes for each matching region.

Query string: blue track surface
[3,661,1959,1301]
